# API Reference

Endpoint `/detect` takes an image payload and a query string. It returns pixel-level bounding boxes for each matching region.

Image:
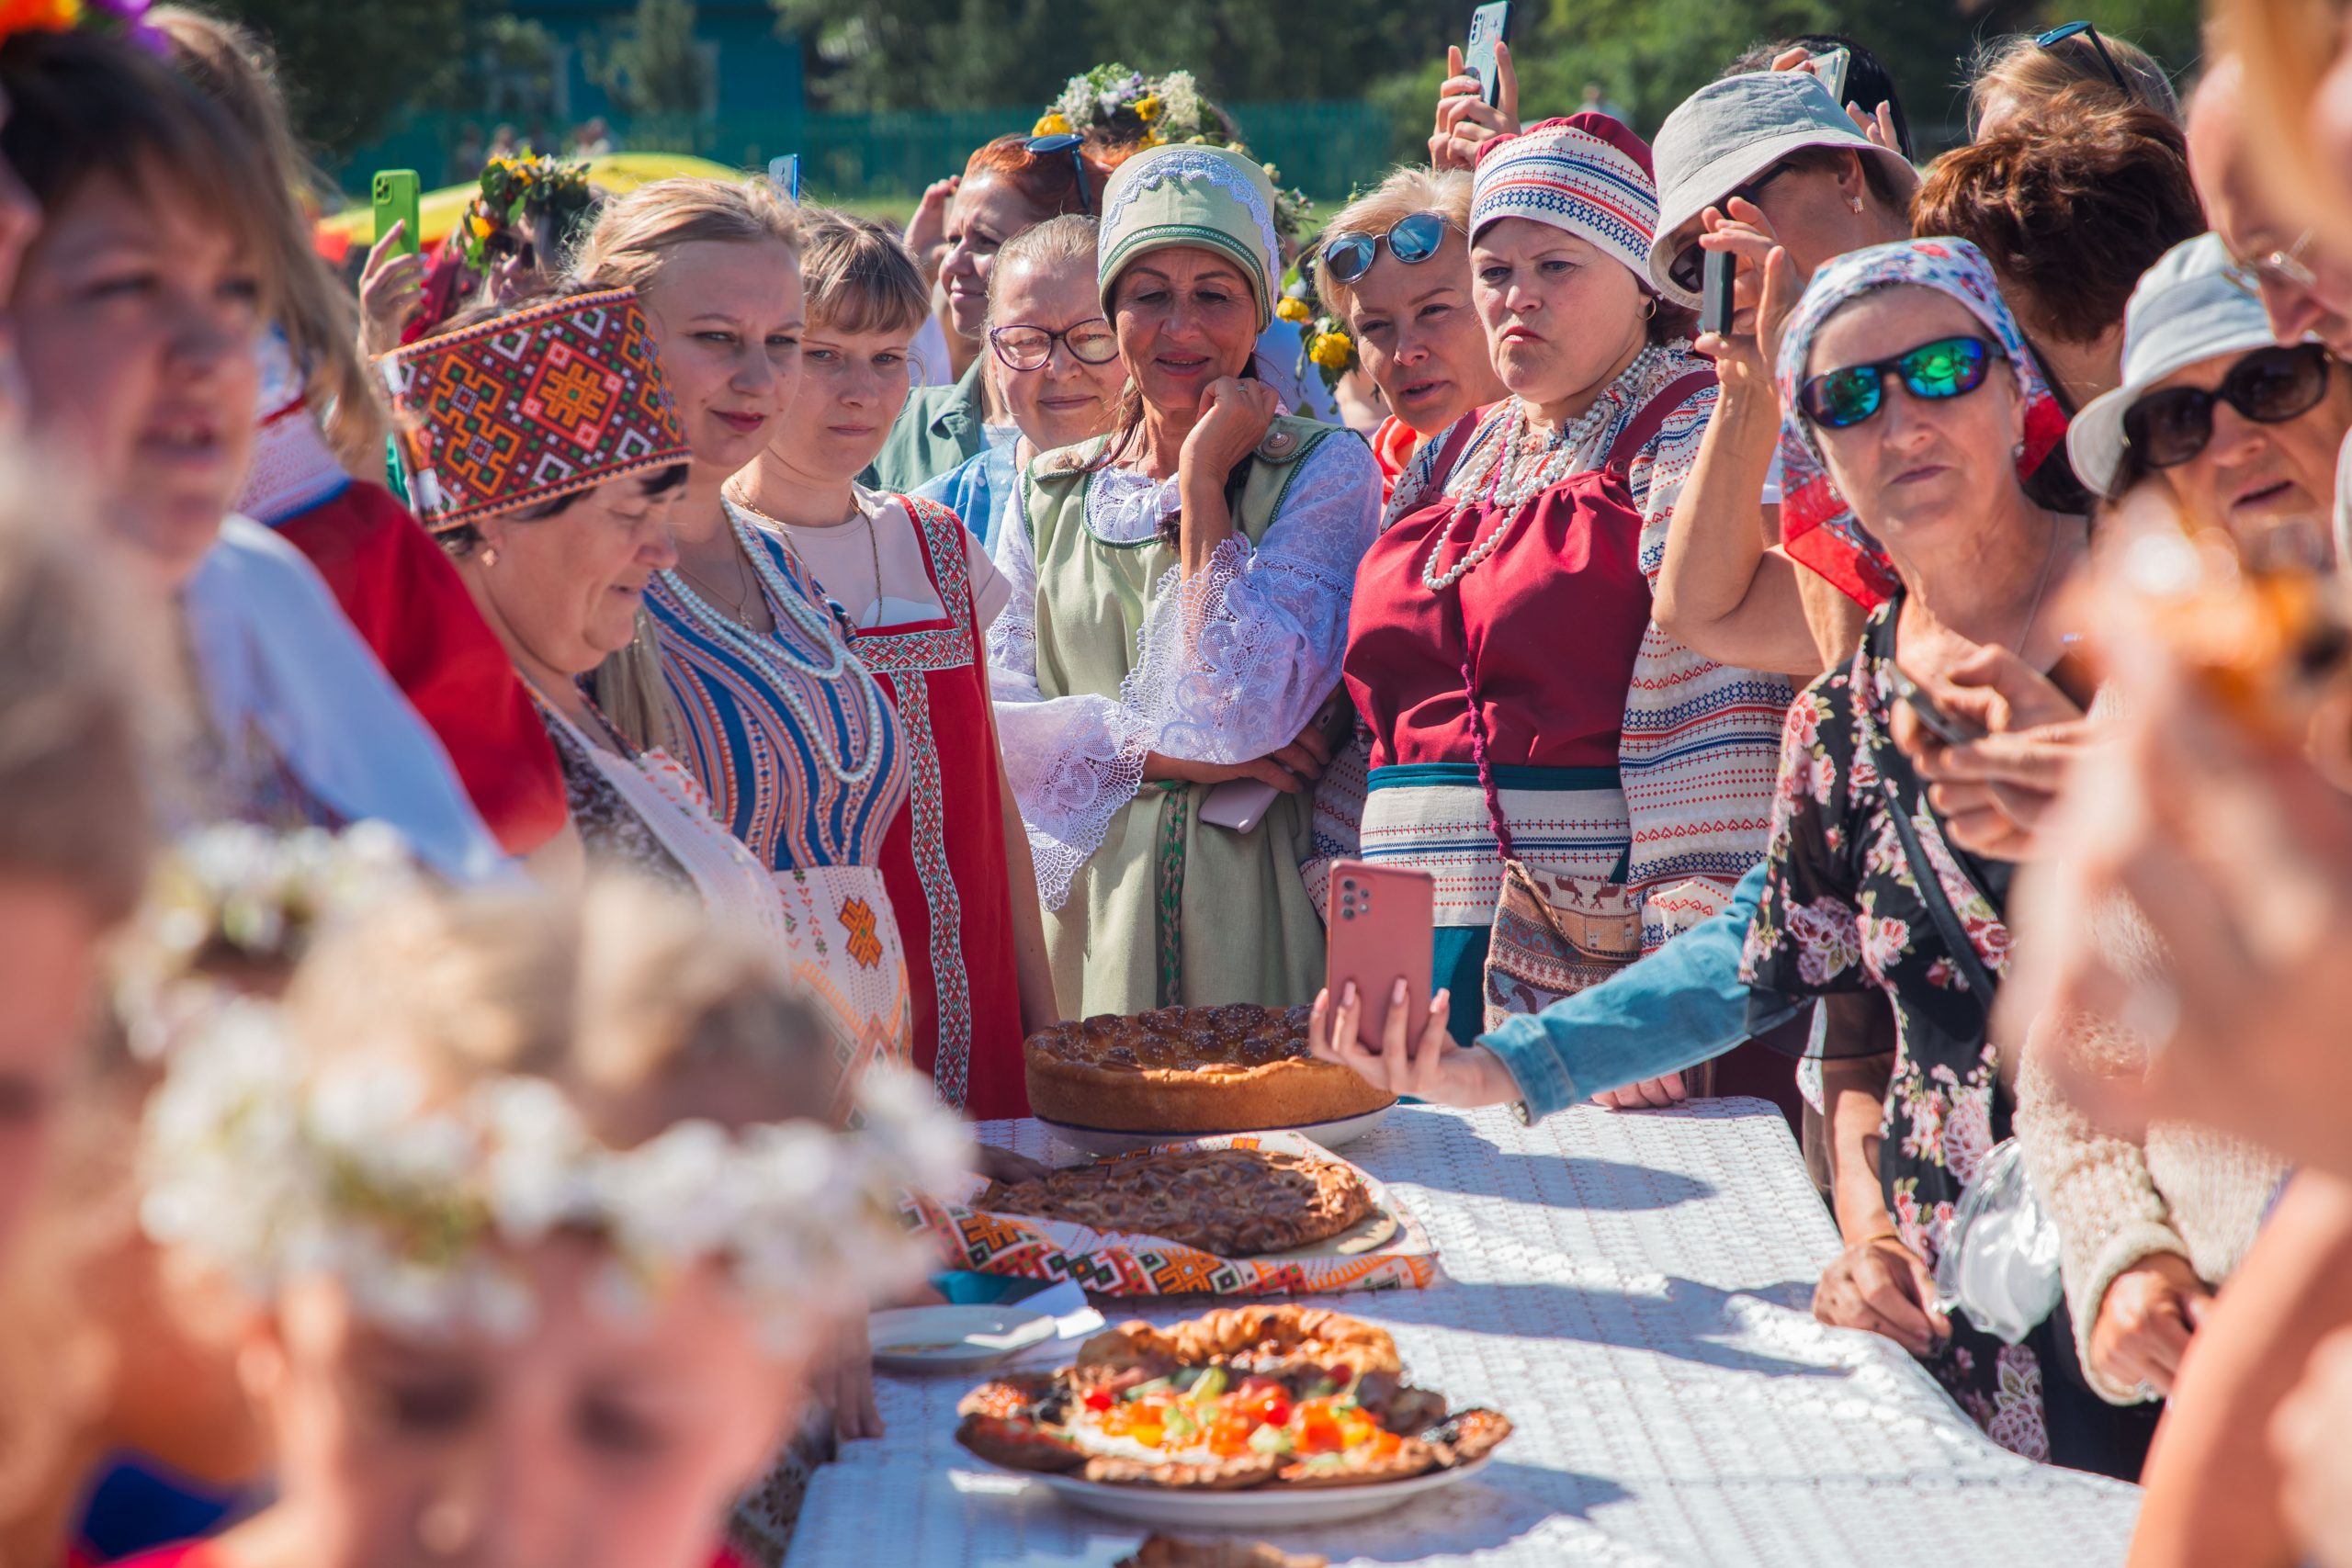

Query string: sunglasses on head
[1318,211,1453,287]
[1797,335,1999,429]
[2034,21,2131,96]
[1024,131,1091,216]
[1666,162,1799,294]
[2122,343,2334,470]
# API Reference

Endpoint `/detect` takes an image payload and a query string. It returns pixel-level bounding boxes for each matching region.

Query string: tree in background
[588,0,714,151]
[208,0,473,157]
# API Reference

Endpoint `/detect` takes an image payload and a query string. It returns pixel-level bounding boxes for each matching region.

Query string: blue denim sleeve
[1475,862,1796,1120]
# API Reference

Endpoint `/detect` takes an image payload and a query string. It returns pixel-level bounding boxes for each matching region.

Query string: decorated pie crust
[1023,1005,1396,1133]
[953,1305,1510,1491]
[974,1148,1376,1257]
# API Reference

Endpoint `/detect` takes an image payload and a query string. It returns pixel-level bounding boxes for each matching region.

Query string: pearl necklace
[1420,355,1648,593]
[653,501,892,789]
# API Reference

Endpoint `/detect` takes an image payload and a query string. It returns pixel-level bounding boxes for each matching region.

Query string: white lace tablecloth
[786,1100,2140,1566]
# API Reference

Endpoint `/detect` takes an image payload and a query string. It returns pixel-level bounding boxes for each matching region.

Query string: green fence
[337,100,1399,206]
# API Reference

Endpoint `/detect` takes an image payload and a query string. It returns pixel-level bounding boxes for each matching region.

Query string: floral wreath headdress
[140,1002,967,1348]
[458,151,598,272]
[1035,62,1314,243]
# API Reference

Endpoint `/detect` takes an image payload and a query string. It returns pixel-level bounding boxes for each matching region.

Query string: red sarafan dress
[853,494,1029,1119]
[237,344,569,857]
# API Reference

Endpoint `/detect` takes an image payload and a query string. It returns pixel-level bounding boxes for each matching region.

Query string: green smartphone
[371,168,420,256]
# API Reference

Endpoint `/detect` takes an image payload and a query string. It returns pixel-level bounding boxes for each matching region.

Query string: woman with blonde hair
[569,184,930,1112]
[1309,164,1504,500]
[111,876,960,1568]
[1968,22,2179,140]
[721,209,1056,1119]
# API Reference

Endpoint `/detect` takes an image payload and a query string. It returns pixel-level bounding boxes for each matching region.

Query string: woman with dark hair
[990,143,1379,1018]
[867,134,1108,491]
[1,27,502,879]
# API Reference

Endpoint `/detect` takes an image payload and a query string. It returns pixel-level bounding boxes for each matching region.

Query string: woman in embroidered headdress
[116,877,962,1568]
[568,186,934,1115]
[719,209,1056,1120]
[991,142,1381,1018]
[1736,238,2119,1471]
[1335,116,1792,1070]
[383,288,890,1104]
[153,6,569,861]
[1,28,503,883]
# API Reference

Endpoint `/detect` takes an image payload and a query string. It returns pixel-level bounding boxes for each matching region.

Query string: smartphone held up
[1464,2,1510,108]
[1326,863,1436,1049]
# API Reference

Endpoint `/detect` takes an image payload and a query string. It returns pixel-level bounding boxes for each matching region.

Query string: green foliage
[206,0,473,157]
[588,0,714,121]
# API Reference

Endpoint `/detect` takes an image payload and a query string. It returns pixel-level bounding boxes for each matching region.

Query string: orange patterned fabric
[379,288,688,531]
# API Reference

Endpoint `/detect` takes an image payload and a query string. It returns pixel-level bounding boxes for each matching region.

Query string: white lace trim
[1101,149,1279,281]
[988,435,1381,909]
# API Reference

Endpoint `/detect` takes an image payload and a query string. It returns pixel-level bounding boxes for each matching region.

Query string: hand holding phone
[1464,3,1510,108]
[1326,863,1436,1047]
[1805,46,1852,107]
[1891,666,1989,746]
[371,170,421,258]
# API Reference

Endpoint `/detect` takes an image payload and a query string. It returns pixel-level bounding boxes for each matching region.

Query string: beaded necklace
[1420,345,1665,593]
[652,501,891,789]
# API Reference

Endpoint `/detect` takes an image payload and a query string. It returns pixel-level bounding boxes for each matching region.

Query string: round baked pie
[975,1147,1375,1257]
[1023,1004,1396,1133]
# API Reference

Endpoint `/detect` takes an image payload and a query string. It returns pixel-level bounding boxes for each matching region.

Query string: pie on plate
[1023,1005,1396,1134]
[952,1305,1510,1493]
[974,1147,1376,1258]
[1116,1538,1328,1568]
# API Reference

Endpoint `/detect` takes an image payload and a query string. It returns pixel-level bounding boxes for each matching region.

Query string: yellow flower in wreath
[1033,112,1073,137]
[466,211,493,241]
[1132,94,1161,122]
[1308,332,1354,372]
[1274,297,1311,325]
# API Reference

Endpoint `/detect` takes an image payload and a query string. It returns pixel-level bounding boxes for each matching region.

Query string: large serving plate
[868,1304,1058,1374]
[1039,1101,1396,1163]
[994,1452,1494,1528]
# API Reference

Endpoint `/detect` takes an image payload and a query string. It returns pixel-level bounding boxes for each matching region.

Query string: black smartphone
[1890,667,1988,746]
[1465,2,1510,108]
[1700,246,1736,338]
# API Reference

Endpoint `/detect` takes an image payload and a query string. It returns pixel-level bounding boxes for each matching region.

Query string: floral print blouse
[1738,601,2050,1461]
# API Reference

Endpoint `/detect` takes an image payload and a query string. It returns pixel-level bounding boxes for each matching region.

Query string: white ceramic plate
[1039,1101,1396,1163]
[1010,1453,1493,1528]
[868,1305,1057,1374]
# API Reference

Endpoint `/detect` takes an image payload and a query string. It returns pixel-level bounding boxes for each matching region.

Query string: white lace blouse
[989,434,1381,908]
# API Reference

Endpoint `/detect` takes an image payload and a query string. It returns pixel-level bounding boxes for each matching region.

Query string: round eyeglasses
[989,318,1121,372]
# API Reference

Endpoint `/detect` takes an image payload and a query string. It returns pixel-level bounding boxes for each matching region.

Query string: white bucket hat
[2069,234,2289,498]
[1648,72,1918,308]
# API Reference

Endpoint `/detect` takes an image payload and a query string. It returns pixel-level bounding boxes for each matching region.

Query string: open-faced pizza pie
[953,1305,1510,1490]
[1023,1005,1396,1133]
[973,1147,1376,1257]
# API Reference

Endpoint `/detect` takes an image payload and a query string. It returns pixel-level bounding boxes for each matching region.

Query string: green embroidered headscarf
[1097,144,1281,331]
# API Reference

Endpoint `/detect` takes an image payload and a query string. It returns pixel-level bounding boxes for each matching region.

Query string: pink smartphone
[1325,861,1435,1046]
[1200,777,1281,832]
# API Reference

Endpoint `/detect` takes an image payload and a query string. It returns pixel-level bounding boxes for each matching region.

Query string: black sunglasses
[2123,344,2334,469]
[1024,131,1091,216]
[1666,162,1798,294]
[2035,21,2131,96]
[1319,211,1453,286]
[1798,335,1999,429]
